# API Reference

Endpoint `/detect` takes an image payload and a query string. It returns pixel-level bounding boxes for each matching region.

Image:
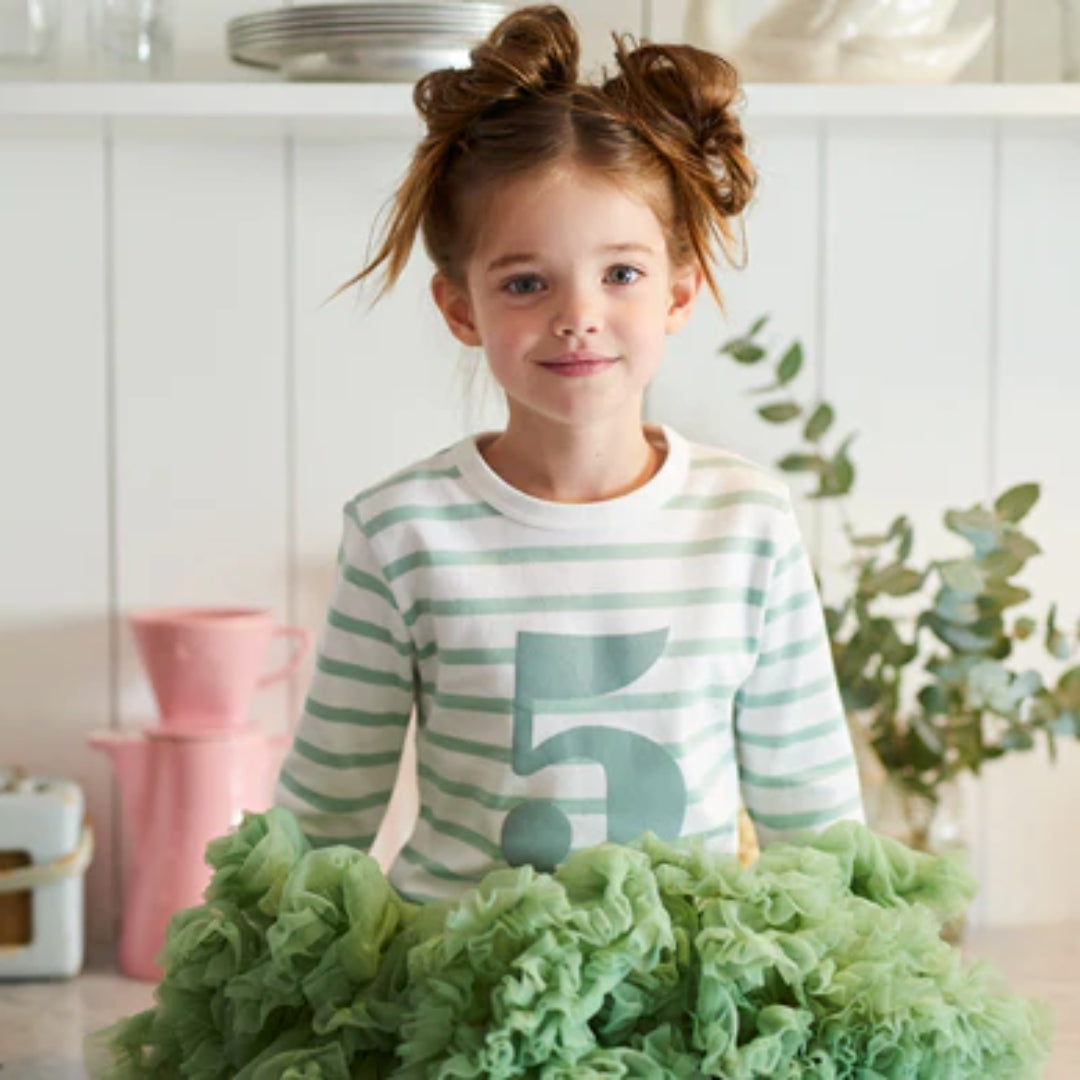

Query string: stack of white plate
[227,2,509,82]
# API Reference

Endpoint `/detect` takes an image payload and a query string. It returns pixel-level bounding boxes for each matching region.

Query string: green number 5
[500,627,687,871]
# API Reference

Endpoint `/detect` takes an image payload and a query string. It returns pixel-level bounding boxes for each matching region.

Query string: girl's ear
[665,263,705,334]
[431,272,483,347]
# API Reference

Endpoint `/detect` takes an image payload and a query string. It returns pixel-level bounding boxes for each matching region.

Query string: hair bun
[607,41,755,218]
[414,5,579,140]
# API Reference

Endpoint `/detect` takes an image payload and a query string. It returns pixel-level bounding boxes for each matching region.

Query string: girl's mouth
[537,353,618,377]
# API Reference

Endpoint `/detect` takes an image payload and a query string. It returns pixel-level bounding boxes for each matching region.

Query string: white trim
[3,81,1080,122]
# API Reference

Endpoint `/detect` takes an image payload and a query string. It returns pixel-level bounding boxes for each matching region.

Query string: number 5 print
[500,627,687,871]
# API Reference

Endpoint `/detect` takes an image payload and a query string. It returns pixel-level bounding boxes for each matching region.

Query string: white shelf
[1,80,1080,123]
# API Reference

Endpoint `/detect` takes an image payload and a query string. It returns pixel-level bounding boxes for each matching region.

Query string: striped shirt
[274,424,864,902]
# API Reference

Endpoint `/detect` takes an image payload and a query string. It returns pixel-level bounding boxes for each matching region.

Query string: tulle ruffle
[88,809,1052,1079]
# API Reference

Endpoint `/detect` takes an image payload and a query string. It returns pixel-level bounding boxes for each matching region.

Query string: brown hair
[344,4,756,305]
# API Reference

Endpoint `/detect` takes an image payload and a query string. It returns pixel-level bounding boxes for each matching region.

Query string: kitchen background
[2,0,1078,955]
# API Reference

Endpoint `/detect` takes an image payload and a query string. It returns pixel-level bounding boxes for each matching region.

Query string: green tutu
[87,809,1052,1079]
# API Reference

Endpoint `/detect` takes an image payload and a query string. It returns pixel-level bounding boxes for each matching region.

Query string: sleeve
[734,500,865,846]
[273,501,415,850]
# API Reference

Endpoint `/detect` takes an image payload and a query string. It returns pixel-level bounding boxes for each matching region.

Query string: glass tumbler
[0,0,60,66]
[1062,0,1080,81]
[90,0,173,78]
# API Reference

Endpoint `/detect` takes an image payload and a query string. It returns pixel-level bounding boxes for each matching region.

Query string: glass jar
[1062,0,1080,80]
[0,0,60,66]
[89,0,173,78]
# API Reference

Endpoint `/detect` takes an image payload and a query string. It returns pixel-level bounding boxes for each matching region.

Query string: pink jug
[130,607,313,731]
[88,726,289,980]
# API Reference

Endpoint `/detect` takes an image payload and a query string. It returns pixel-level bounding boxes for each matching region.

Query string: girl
[274,4,864,904]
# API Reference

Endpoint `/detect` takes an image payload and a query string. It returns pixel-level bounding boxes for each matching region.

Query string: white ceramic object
[683,0,739,54]
[844,0,962,37]
[730,0,991,82]
[0,770,92,980]
[743,0,958,42]
[835,18,994,82]
[732,37,839,82]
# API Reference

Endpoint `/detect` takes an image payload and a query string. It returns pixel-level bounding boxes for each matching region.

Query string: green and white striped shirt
[274,425,864,902]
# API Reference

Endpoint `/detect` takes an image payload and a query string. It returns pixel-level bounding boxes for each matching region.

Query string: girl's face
[432,164,702,437]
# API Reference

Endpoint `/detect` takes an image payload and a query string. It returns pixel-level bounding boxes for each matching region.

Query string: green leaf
[1050,709,1080,737]
[911,713,945,759]
[851,532,889,548]
[777,343,804,385]
[1013,616,1037,640]
[842,680,881,711]
[814,436,856,499]
[982,581,1031,611]
[938,559,983,596]
[994,482,1040,523]
[748,314,769,337]
[1000,727,1036,751]
[886,515,909,540]
[980,549,1019,577]
[944,505,1001,557]
[1056,666,1080,710]
[897,525,915,563]
[965,660,1039,713]
[778,453,827,474]
[922,612,998,654]
[860,563,921,597]
[1046,726,1059,763]
[723,341,767,364]
[1045,604,1072,661]
[880,628,918,668]
[934,587,981,626]
[1013,669,1044,699]
[978,534,1040,579]
[926,654,982,683]
[1003,531,1041,563]
[758,402,801,423]
[803,403,835,443]
[918,684,949,715]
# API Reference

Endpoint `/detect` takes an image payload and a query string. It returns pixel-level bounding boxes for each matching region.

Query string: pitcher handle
[258,625,314,690]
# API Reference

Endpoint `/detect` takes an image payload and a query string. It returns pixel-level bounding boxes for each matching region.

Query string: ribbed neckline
[450,424,689,532]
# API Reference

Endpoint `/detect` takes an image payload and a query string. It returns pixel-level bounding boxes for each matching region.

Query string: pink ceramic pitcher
[89,726,290,981]
[130,607,313,731]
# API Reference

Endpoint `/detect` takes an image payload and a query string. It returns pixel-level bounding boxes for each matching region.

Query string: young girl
[273,3,864,904]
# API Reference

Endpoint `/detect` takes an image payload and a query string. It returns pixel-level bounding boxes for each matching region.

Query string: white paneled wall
[983,125,1080,924]
[0,124,114,947]
[651,115,1080,927]
[650,119,824,548]
[2,1,1079,953]
[111,125,292,734]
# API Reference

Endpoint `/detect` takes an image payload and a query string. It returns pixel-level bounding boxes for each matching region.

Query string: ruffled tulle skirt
[87,809,1052,1079]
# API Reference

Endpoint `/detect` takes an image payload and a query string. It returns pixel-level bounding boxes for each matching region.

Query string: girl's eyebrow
[486,253,539,273]
[485,242,657,274]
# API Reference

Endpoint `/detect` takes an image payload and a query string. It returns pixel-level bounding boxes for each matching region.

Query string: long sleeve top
[273,424,864,902]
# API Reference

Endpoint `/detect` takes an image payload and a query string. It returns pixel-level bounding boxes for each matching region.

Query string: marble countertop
[0,925,1076,1078]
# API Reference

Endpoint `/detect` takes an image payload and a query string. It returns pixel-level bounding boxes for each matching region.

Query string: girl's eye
[503,274,545,296]
[606,264,643,286]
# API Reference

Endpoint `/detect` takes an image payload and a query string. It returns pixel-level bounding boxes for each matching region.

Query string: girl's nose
[552,289,602,337]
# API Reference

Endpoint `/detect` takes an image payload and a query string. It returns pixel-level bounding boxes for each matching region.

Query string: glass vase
[871,776,969,942]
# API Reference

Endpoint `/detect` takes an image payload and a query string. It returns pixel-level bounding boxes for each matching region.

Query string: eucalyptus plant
[719,317,1080,808]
